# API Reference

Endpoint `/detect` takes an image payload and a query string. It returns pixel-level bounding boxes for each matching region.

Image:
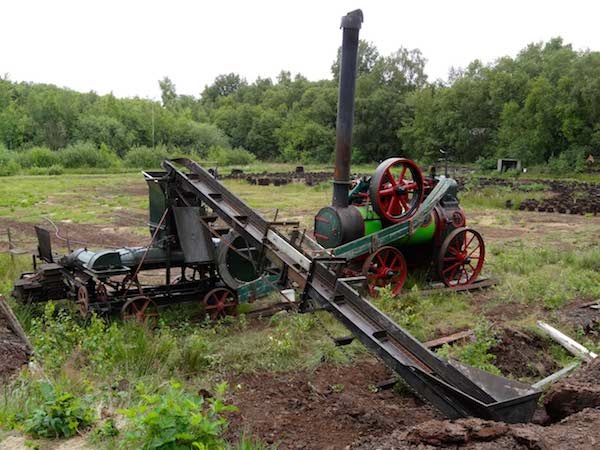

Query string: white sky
[2,0,599,100]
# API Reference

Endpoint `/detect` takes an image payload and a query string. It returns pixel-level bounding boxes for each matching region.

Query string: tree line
[1,37,598,172]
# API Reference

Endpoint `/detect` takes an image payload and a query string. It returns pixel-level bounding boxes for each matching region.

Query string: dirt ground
[349,359,600,450]
[225,358,440,449]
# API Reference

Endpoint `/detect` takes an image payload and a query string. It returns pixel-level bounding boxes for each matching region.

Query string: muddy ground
[224,357,600,450]
[225,358,440,449]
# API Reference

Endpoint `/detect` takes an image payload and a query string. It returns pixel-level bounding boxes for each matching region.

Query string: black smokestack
[332,9,363,208]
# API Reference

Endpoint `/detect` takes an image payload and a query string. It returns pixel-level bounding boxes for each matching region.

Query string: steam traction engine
[314,157,485,296]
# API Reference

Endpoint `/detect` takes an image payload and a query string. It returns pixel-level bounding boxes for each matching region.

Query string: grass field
[0,169,599,449]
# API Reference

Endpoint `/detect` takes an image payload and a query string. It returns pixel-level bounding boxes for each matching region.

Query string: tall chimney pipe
[332,9,363,208]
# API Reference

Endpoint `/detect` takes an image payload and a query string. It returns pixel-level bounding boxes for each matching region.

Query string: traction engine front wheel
[437,227,485,287]
[362,246,407,297]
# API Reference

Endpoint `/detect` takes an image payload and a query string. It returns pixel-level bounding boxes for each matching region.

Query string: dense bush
[57,141,119,168]
[124,145,172,168]
[0,148,20,176]
[207,146,256,166]
[15,146,60,168]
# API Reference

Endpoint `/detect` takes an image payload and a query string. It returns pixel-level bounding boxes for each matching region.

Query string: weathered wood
[406,278,498,296]
[423,330,474,349]
[537,321,598,362]
[0,294,33,353]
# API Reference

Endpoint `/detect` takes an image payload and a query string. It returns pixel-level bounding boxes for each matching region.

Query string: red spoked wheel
[369,158,424,223]
[121,295,159,323]
[437,227,485,287]
[202,288,239,321]
[362,246,407,297]
[76,285,90,317]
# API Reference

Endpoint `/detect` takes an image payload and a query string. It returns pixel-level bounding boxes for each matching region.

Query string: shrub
[124,145,171,168]
[16,146,59,168]
[22,381,95,438]
[120,381,236,449]
[0,149,20,176]
[57,141,117,168]
[207,146,256,166]
[437,320,500,374]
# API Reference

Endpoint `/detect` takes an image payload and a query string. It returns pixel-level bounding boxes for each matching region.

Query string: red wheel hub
[362,246,407,296]
[438,227,485,287]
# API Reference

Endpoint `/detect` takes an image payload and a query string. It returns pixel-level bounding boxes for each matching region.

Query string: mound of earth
[0,296,31,378]
[491,328,560,379]
[544,358,600,421]
[349,358,600,449]
[349,408,600,449]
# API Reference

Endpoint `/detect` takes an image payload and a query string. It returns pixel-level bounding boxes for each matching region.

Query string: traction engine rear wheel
[121,296,159,323]
[437,227,485,287]
[202,288,238,321]
[362,246,407,297]
[369,158,424,224]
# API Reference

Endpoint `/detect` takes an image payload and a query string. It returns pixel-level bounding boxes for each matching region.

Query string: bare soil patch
[225,358,439,449]
[491,328,560,379]
[0,217,143,253]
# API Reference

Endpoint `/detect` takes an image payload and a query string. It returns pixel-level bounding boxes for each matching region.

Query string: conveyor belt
[163,158,541,423]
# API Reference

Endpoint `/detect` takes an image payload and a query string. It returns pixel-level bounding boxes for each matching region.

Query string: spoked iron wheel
[202,288,238,321]
[76,285,90,317]
[369,158,424,224]
[362,246,407,296]
[437,227,485,287]
[121,295,159,323]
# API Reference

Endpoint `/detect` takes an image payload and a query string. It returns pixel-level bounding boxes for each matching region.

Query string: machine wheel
[121,296,159,323]
[437,227,485,287]
[76,285,90,317]
[369,158,424,224]
[202,288,238,321]
[96,283,109,303]
[362,246,407,296]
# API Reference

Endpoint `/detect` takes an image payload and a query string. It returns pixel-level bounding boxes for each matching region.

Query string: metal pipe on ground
[332,9,363,208]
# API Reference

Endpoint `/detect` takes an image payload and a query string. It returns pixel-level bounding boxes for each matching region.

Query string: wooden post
[7,227,13,262]
[0,294,33,354]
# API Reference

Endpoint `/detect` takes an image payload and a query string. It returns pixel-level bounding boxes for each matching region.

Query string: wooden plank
[423,330,474,349]
[407,278,497,296]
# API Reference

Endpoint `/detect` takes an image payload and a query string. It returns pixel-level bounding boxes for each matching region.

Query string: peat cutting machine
[12,10,541,423]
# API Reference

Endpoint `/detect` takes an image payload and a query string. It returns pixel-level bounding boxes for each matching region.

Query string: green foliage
[120,381,236,449]
[437,321,500,375]
[0,147,20,175]
[207,146,256,166]
[16,147,60,168]
[90,418,119,443]
[124,145,172,168]
[58,141,118,168]
[21,381,95,438]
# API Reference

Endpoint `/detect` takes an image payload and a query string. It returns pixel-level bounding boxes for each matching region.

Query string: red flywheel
[369,158,424,223]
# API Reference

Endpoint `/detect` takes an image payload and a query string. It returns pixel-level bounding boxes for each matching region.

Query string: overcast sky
[2,0,599,100]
